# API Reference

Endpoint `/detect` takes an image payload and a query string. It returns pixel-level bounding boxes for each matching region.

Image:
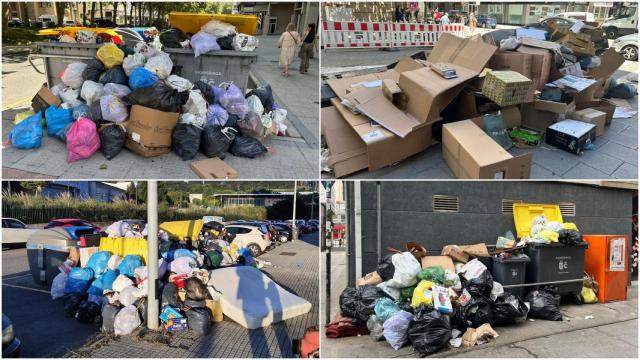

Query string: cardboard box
[442,120,532,179]
[357,271,383,287]
[534,99,576,115]
[31,83,62,115]
[441,245,470,263]
[79,246,99,267]
[190,158,238,179]
[571,108,606,136]
[545,119,596,154]
[470,106,522,130]
[520,103,558,132]
[381,78,406,110]
[459,243,490,257]
[454,89,501,121]
[487,51,532,78]
[588,99,616,125]
[399,33,497,123]
[516,46,552,91]
[125,105,179,157]
[482,71,534,107]
[321,106,368,177]
[421,256,455,272]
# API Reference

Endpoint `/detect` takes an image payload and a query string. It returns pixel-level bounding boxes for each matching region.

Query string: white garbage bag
[51,272,67,300]
[165,75,193,92]
[100,94,128,123]
[386,252,421,288]
[144,52,173,79]
[170,256,197,275]
[112,274,134,293]
[246,95,264,116]
[50,83,68,98]
[119,285,143,307]
[60,88,80,104]
[184,90,208,117]
[201,19,236,38]
[122,53,146,76]
[114,305,141,335]
[134,42,159,59]
[233,33,259,52]
[103,83,131,98]
[80,80,104,105]
[107,254,122,271]
[191,31,221,57]
[61,62,88,89]
[179,113,206,128]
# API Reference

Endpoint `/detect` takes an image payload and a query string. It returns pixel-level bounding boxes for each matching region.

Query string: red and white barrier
[322,21,465,49]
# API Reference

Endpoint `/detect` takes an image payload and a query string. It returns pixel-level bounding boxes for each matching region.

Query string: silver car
[612,33,638,61]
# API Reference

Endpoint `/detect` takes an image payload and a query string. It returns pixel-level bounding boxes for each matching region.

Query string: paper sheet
[613,107,637,118]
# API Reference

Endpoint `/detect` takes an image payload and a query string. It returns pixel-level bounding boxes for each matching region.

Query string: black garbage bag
[193,80,216,104]
[246,85,274,111]
[90,101,105,125]
[492,293,529,326]
[407,305,452,356]
[525,288,562,321]
[101,303,121,333]
[200,125,235,159]
[99,124,126,160]
[226,113,239,127]
[185,307,212,335]
[135,297,148,325]
[450,308,470,333]
[161,283,182,309]
[462,269,494,298]
[63,293,86,317]
[377,253,395,281]
[217,34,235,50]
[558,229,582,246]
[159,28,189,48]
[99,66,128,85]
[83,58,106,82]
[339,285,391,323]
[229,136,267,158]
[172,123,202,161]
[185,277,208,301]
[76,300,101,323]
[463,296,493,328]
[123,83,185,113]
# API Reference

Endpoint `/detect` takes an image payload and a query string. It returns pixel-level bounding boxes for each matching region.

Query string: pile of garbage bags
[158,20,259,55]
[524,215,585,246]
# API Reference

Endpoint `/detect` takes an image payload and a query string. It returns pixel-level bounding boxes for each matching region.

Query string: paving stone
[562,163,611,179]
[612,162,638,179]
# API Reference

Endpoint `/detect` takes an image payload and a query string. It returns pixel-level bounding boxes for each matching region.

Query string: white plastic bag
[500,36,521,50]
[184,91,208,117]
[103,83,131,98]
[112,274,134,293]
[169,256,197,275]
[134,266,148,283]
[165,75,193,92]
[201,19,236,38]
[445,270,462,291]
[77,30,97,44]
[118,285,143,307]
[246,95,264,116]
[80,80,104,105]
[114,305,141,335]
[383,310,413,350]
[233,33,259,52]
[59,35,76,43]
[134,42,159,59]
[107,254,122,270]
[144,52,173,79]
[100,94,128,123]
[544,221,564,233]
[60,88,80,104]
[51,272,67,300]
[386,252,421,288]
[490,281,504,301]
[179,113,206,128]
[190,31,221,58]
[50,84,68,98]
[530,214,547,236]
[122,53,146,76]
[61,62,88,89]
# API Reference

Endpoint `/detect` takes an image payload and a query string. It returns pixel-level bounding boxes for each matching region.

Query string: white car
[2,218,38,247]
[612,34,638,61]
[225,224,273,257]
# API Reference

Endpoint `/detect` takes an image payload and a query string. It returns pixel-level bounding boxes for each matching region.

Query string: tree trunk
[90,2,96,24]
[122,2,127,26]
[82,2,86,26]
[55,2,66,26]
[2,4,9,37]
[138,3,142,26]
[99,2,103,19]
[112,2,118,24]
[19,2,30,28]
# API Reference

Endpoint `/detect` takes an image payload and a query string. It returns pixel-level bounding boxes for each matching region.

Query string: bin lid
[513,203,563,238]
[26,228,75,249]
[159,220,204,241]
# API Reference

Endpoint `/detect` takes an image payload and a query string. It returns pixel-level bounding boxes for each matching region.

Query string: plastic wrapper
[179,113,206,128]
[64,267,95,294]
[122,53,146,76]
[166,75,193,92]
[96,44,125,68]
[61,62,88,89]
[525,288,562,321]
[407,306,452,356]
[118,255,144,278]
[100,94,128,123]
[99,66,128,85]
[77,30,97,44]
[367,315,385,341]
[123,83,186,113]
[500,36,521,50]
[114,305,141,335]
[201,19,236,38]
[532,230,559,243]
[206,103,229,127]
[490,281,504,301]
[44,105,73,136]
[191,31,221,57]
[82,58,105,82]
[374,297,400,323]
[233,33,259,51]
[530,214,547,236]
[229,135,267,158]
[145,52,173,79]
[51,272,67,300]
[492,293,529,325]
[134,42,159,59]
[103,83,131,98]
[383,310,413,350]
[200,125,236,159]
[99,123,126,160]
[184,90,208,117]
[159,28,190,49]
[236,112,265,138]
[172,123,202,161]
[339,285,391,323]
[66,118,100,163]
[193,81,215,103]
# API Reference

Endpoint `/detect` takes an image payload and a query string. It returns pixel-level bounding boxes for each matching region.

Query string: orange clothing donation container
[583,235,629,303]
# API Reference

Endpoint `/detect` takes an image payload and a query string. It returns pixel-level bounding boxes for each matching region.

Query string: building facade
[41,181,126,202]
[236,2,319,35]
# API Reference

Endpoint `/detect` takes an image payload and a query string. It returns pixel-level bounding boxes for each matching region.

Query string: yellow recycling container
[160,220,204,241]
[168,12,258,35]
[37,27,123,41]
[99,237,148,264]
[513,203,564,238]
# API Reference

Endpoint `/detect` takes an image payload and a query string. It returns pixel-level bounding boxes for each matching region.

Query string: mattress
[208,266,312,329]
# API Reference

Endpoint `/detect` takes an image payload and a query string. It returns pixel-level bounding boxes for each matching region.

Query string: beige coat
[278,31,300,66]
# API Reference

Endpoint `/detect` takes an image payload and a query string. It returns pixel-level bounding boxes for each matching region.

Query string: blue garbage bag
[206,104,229,126]
[101,269,120,290]
[128,67,159,91]
[166,248,196,262]
[87,276,105,296]
[374,297,401,323]
[45,105,73,136]
[118,255,144,278]
[64,267,95,294]
[86,251,112,276]
[608,79,637,99]
[72,103,91,120]
[9,111,43,149]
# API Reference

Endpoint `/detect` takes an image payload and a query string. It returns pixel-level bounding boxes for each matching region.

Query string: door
[605,236,628,302]
[268,17,277,34]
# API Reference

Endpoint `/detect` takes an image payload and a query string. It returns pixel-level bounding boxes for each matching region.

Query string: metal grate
[501,199,523,214]
[559,202,576,217]
[433,195,459,213]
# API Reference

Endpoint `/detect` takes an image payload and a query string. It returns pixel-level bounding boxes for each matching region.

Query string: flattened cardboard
[441,245,470,263]
[421,256,455,272]
[585,48,625,81]
[520,37,562,51]
[32,83,62,115]
[428,33,498,73]
[127,105,179,148]
[459,243,490,257]
[534,99,576,114]
[125,138,171,157]
[321,106,368,178]
[443,120,532,179]
[190,158,239,179]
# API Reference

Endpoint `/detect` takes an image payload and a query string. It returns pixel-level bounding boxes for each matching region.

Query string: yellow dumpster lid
[37,27,123,40]
[168,12,258,36]
[513,203,564,238]
[159,220,204,241]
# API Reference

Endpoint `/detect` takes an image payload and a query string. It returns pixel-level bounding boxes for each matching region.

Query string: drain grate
[279,252,297,256]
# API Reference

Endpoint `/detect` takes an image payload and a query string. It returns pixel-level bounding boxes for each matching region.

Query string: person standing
[277,23,300,77]
[469,12,478,33]
[440,12,450,25]
[395,6,403,22]
[299,23,316,74]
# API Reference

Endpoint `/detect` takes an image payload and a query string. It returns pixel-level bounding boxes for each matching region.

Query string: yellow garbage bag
[13,110,36,125]
[536,230,559,243]
[411,280,434,308]
[581,287,597,304]
[563,222,578,231]
[206,299,224,322]
[96,43,124,68]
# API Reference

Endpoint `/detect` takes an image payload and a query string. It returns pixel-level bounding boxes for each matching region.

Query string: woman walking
[299,23,317,74]
[469,12,478,34]
[277,23,301,77]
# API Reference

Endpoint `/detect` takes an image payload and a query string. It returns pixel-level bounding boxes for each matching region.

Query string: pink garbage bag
[66,117,101,163]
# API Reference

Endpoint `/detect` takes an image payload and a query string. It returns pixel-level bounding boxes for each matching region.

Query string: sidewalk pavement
[321,249,638,358]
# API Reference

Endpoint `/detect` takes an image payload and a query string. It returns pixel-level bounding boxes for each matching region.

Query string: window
[7,220,26,229]
[559,202,576,217]
[433,195,459,213]
[488,4,503,14]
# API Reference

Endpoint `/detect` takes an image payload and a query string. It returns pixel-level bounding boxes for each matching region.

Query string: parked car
[612,33,638,61]
[7,18,24,27]
[526,16,609,52]
[602,4,637,39]
[307,219,320,231]
[2,315,20,358]
[477,14,497,29]
[287,219,311,233]
[2,218,38,247]
[45,218,101,232]
[93,19,116,28]
[270,223,292,243]
[556,11,595,22]
[224,224,273,257]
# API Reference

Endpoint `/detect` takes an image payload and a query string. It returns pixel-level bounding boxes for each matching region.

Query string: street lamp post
[292,181,298,241]
[147,181,159,330]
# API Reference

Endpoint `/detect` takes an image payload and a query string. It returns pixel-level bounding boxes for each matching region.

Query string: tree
[2,3,9,38]
[82,2,86,26]
[90,2,96,24]
[112,1,118,23]
[19,2,29,28]
[19,181,47,194]
[99,2,103,19]
[122,1,127,25]
[55,2,66,26]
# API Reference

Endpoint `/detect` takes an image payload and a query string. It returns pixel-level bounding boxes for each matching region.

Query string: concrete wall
[270,3,295,34]
[346,181,635,282]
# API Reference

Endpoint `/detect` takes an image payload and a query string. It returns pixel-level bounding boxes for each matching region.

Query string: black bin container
[491,256,529,299]
[524,242,588,296]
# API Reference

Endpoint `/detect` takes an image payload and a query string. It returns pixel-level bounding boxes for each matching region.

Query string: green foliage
[2,27,40,46]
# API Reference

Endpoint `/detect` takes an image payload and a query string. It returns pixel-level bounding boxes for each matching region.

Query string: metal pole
[146,181,159,330]
[376,181,382,261]
[354,181,362,280]
[292,181,298,241]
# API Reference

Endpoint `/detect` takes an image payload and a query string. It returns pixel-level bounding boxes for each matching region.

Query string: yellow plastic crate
[513,203,564,238]
[168,12,258,35]
[99,237,148,264]
[159,220,204,241]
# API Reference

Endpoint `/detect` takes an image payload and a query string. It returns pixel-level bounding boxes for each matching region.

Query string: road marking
[2,97,32,111]
[2,283,50,294]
